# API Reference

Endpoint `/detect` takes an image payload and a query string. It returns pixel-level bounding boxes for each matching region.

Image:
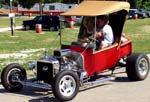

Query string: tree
[142,1,150,10]
[17,0,37,9]
[63,0,80,4]
[1,0,18,6]
[136,0,143,8]
[135,0,150,10]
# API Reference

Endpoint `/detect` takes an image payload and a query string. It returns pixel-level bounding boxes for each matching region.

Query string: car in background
[138,9,150,17]
[75,16,83,25]
[23,15,60,31]
[128,9,146,19]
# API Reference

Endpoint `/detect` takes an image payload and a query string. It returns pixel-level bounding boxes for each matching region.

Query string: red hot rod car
[1,0,149,101]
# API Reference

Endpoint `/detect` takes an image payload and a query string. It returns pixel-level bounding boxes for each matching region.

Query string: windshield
[33,16,42,21]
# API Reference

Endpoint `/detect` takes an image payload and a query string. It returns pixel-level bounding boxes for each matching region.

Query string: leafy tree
[63,0,80,4]
[136,0,143,8]
[142,1,150,10]
[1,0,18,6]
[135,0,150,10]
[17,0,37,9]
[0,3,2,8]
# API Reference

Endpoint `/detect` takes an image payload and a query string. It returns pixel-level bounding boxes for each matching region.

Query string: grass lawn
[0,17,150,72]
[124,18,150,53]
[0,16,32,28]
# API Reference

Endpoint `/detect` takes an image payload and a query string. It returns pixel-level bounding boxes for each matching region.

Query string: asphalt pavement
[0,53,149,102]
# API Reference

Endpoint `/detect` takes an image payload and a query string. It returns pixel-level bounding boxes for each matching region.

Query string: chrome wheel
[138,58,149,76]
[52,70,79,101]
[59,75,76,97]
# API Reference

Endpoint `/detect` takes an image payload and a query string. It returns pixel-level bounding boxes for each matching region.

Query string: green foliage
[142,1,150,10]
[63,0,79,4]
[0,4,1,8]
[18,0,37,9]
[136,0,143,8]
[135,0,150,10]
[1,0,18,5]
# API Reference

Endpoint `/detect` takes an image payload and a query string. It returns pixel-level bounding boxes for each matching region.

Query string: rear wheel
[52,70,79,101]
[126,53,149,81]
[1,63,27,92]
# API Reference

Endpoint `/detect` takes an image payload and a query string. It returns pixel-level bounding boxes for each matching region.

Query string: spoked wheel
[126,53,149,81]
[1,63,27,92]
[52,70,79,101]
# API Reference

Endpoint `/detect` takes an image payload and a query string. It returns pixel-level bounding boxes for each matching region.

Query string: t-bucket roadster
[1,0,150,101]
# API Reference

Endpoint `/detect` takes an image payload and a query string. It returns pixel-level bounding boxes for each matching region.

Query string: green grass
[0,17,150,73]
[0,29,78,54]
[0,16,32,28]
[124,18,150,53]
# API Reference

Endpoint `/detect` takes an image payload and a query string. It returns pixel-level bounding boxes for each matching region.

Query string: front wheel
[1,63,27,92]
[126,53,149,81]
[52,70,79,101]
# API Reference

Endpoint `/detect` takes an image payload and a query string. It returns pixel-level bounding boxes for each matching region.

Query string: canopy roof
[61,1,130,16]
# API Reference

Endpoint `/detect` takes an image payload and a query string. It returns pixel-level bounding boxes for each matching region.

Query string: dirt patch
[0,48,45,59]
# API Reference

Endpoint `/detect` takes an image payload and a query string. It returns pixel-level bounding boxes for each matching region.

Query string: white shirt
[97,24,114,46]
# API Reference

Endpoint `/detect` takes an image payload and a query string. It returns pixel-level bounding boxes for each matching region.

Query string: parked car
[1,1,149,101]
[128,9,146,19]
[75,16,83,25]
[138,8,150,17]
[22,15,60,31]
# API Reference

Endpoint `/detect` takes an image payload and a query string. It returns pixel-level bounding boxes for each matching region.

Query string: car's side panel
[119,40,132,58]
[61,41,132,77]
[83,44,119,76]
[61,44,120,76]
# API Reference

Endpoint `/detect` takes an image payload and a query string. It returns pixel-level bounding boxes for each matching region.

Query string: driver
[77,15,114,49]
[95,15,114,49]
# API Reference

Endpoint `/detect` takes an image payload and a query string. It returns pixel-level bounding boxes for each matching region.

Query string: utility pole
[9,0,14,36]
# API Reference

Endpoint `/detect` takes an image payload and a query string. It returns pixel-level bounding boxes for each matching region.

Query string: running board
[16,76,115,90]
[83,76,115,86]
[17,80,52,90]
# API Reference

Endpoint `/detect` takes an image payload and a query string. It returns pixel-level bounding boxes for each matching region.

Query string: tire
[24,25,30,30]
[50,27,55,31]
[52,70,79,101]
[126,53,149,81]
[1,63,27,92]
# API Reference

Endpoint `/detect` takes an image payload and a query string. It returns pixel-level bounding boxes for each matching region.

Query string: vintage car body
[61,39,132,76]
[1,0,149,101]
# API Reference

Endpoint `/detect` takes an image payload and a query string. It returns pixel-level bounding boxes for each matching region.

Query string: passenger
[95,15,114,49]
[78,17,95,47]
